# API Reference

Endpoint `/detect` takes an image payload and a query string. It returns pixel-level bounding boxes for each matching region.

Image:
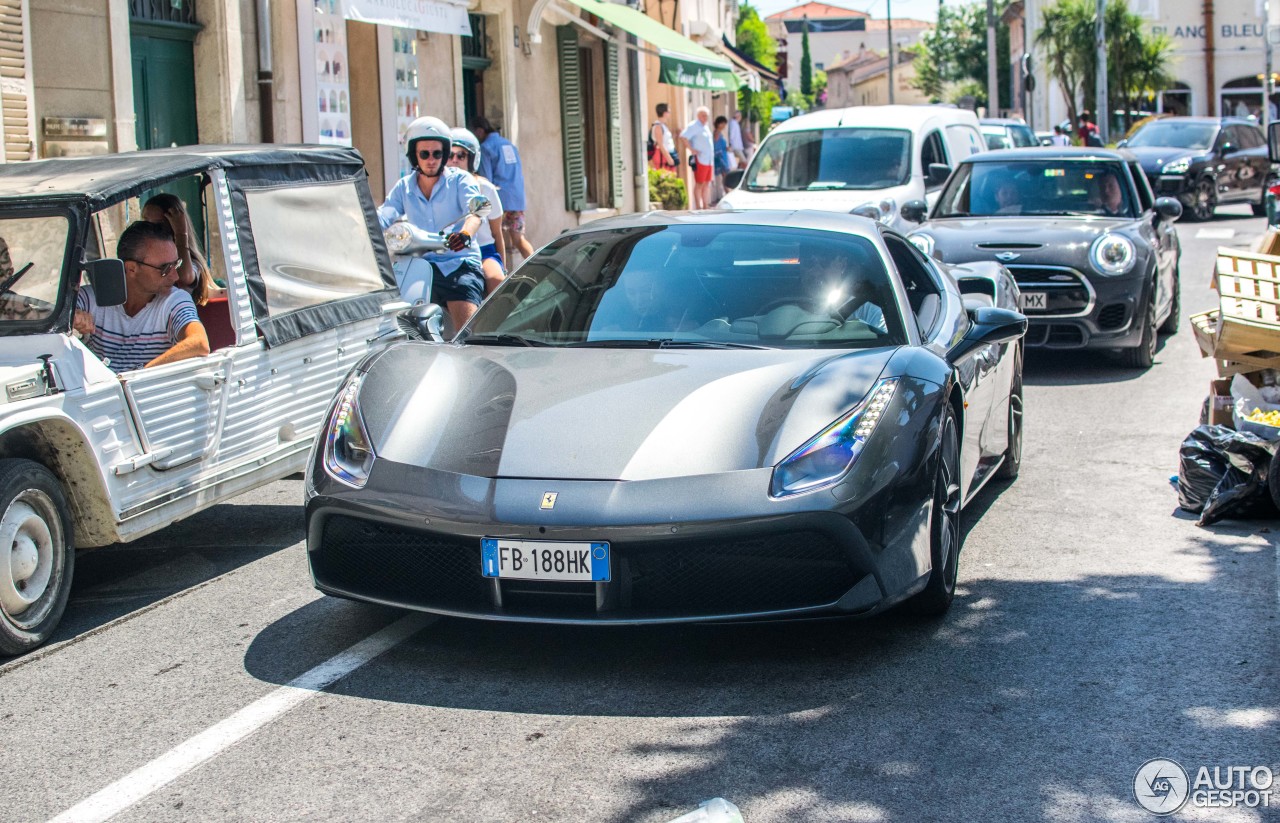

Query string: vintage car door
[205,160,401,472]
[117,354,231,473]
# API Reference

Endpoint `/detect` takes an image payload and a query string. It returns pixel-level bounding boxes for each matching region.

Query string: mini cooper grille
[1097,303,1128,330]
[312,516,859,619]
[1007,266,1092,316]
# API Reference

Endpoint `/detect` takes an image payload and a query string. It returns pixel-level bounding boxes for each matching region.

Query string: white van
[720,105,986,232]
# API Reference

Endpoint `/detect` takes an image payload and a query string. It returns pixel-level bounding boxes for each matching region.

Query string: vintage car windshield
[1126,121,1218,150]
[462,224,907,349]
[0,213,71,326]
[934,161,1137,219]
[744,128,911,192]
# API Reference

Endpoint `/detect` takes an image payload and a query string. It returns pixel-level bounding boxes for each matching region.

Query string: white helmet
[450,127,482,174]
[404,116,452,165]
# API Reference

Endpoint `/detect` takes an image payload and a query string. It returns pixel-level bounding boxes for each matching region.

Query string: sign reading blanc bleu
[659,57,740,91]
[343,0,471,36]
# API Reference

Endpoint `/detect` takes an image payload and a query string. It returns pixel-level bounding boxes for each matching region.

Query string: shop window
[556,26,623,211]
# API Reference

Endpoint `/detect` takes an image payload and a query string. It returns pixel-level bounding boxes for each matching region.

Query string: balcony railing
[129,0,197,26]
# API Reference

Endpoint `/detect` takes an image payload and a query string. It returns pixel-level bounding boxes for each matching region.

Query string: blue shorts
[479,243,504,268]
[431,258,485,306]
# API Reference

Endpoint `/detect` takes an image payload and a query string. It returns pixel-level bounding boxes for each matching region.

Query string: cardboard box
[1255,228,1280,256]
[1208,378,1234,426]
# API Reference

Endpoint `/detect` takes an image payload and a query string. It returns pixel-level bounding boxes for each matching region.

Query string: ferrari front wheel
[909,405,961,617]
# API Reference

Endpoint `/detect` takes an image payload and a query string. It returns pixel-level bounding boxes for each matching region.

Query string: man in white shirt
[680,106,715,209]
[73,221,209,373]
[728,110,746,168]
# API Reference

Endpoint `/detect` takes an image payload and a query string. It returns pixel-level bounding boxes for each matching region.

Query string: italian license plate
[1019,292,1047,311]
[481,538,610,582]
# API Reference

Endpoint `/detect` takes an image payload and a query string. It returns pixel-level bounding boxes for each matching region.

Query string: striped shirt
[75,286,199,373]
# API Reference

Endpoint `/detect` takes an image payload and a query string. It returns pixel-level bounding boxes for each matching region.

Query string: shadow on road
[241,516,1274,821]
[1022,338,1173,387]
[0,495,306,660]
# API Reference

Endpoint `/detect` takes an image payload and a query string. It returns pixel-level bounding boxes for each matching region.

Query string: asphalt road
[2,207,1277,823]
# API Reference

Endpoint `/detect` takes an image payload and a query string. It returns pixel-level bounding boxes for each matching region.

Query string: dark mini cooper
[902,148,1182,369]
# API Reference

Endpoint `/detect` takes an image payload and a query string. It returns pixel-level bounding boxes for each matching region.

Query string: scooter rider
[379,115,486,330]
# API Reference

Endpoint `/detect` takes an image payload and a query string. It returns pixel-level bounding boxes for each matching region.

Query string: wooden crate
[1189,307,1280,376]
[1215,248,1280,361]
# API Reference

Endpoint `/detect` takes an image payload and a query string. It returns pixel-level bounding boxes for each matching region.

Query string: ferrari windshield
[934,161,1136,219]
[461,224,907,349]
[0,213,72,327]
[1126,120,1218,150]
[743,128,911,191]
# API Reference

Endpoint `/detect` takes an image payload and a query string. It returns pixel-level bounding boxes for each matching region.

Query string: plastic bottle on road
[665,797,744,823]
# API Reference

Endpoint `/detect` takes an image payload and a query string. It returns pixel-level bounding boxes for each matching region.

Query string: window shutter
[0,0,33,162]
[605,41,623,209]
[556,26,587,212]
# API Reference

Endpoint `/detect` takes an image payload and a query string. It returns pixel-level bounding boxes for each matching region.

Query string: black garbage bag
[1177,425,1279,526]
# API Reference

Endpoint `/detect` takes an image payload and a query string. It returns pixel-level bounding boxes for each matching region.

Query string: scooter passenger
[379,115,485,331]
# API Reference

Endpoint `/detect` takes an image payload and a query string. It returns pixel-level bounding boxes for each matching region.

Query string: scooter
[383,195,492,307]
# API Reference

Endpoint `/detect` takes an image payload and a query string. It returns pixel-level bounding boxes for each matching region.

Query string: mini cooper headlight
[1089,234,1136,275]
[771,378,899,498]
[1161,157,1191,174]
[908,233,936,258]
[323,374,376,488]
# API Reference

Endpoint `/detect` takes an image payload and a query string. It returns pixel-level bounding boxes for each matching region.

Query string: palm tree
[1037,0,1093,131]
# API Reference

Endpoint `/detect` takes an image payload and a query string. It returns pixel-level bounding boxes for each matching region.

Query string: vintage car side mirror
[900,199,929,223]
[948,306,1027,364]
[1153,196,1183,221]
[401,302,445,342]
[724,169,745,190]
[926,163,952,187]
[83,258,127,307]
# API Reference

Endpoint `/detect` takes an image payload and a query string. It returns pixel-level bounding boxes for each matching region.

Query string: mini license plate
[481,538,610,582]
[1019,292,1047,311]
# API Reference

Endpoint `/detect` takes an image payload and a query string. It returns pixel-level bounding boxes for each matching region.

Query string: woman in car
[141,193,221,306]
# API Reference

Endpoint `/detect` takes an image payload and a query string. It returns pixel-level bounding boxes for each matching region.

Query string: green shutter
[605,41,624,209]
[557,26,587,212]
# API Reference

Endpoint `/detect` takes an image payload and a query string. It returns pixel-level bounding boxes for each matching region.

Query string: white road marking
[48,613,431,823]
[1195,228,1236,240]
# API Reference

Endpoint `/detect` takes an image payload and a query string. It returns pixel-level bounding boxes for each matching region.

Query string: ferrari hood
[356,343,897,481]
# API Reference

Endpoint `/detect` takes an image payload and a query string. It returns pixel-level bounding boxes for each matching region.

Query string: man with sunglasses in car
[378,115,486,330]
[72,220,209,373]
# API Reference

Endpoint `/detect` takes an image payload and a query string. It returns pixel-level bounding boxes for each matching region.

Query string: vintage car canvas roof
[0,144,367,209]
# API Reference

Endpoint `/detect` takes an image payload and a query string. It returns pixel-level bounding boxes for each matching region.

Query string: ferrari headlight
[771,378,899,498]
[908,233,935,258]
[323,374,376,488]
[1089,233,1135,275]
[1161,157,1191,174]
[384,222,413,254]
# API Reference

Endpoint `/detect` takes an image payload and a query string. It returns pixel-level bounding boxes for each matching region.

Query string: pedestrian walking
[649,103,677,171]
[680,106,714,210]
[1077,110,1102,147]
[712,116,731,205]
[469,116,533,264]
[728,110,746,169]
[1049,125,1070,147]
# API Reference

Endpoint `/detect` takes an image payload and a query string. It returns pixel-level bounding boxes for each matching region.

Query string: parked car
[0,145,408,654]
[305,210,1027,624]
[980,118,1039,150]
[1118,116,1277,220]
[719,105,986,232]
[902,147,1182,369]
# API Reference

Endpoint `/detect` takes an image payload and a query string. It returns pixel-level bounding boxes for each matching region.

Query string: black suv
[1120,116,1276,220]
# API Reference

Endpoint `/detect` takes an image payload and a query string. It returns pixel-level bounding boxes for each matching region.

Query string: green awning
[561,0,742,91]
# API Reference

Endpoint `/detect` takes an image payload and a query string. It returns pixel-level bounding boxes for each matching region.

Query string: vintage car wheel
[1189,177,1217,222]
[1121,286,1158,370]
[1158,268,1180,336]
[0,459,74,656]
[994,347,1023,481]
[908,406,961,616]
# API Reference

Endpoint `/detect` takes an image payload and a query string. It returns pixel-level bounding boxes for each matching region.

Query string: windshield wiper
[0,262,35,295]
[462,333,550,347]
[747,184,781,192]
[567,338,768,350]
[658,340,769,350]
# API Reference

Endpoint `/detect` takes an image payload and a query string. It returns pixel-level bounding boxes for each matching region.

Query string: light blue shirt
[378,167,482,274]
[478,132,526,211]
